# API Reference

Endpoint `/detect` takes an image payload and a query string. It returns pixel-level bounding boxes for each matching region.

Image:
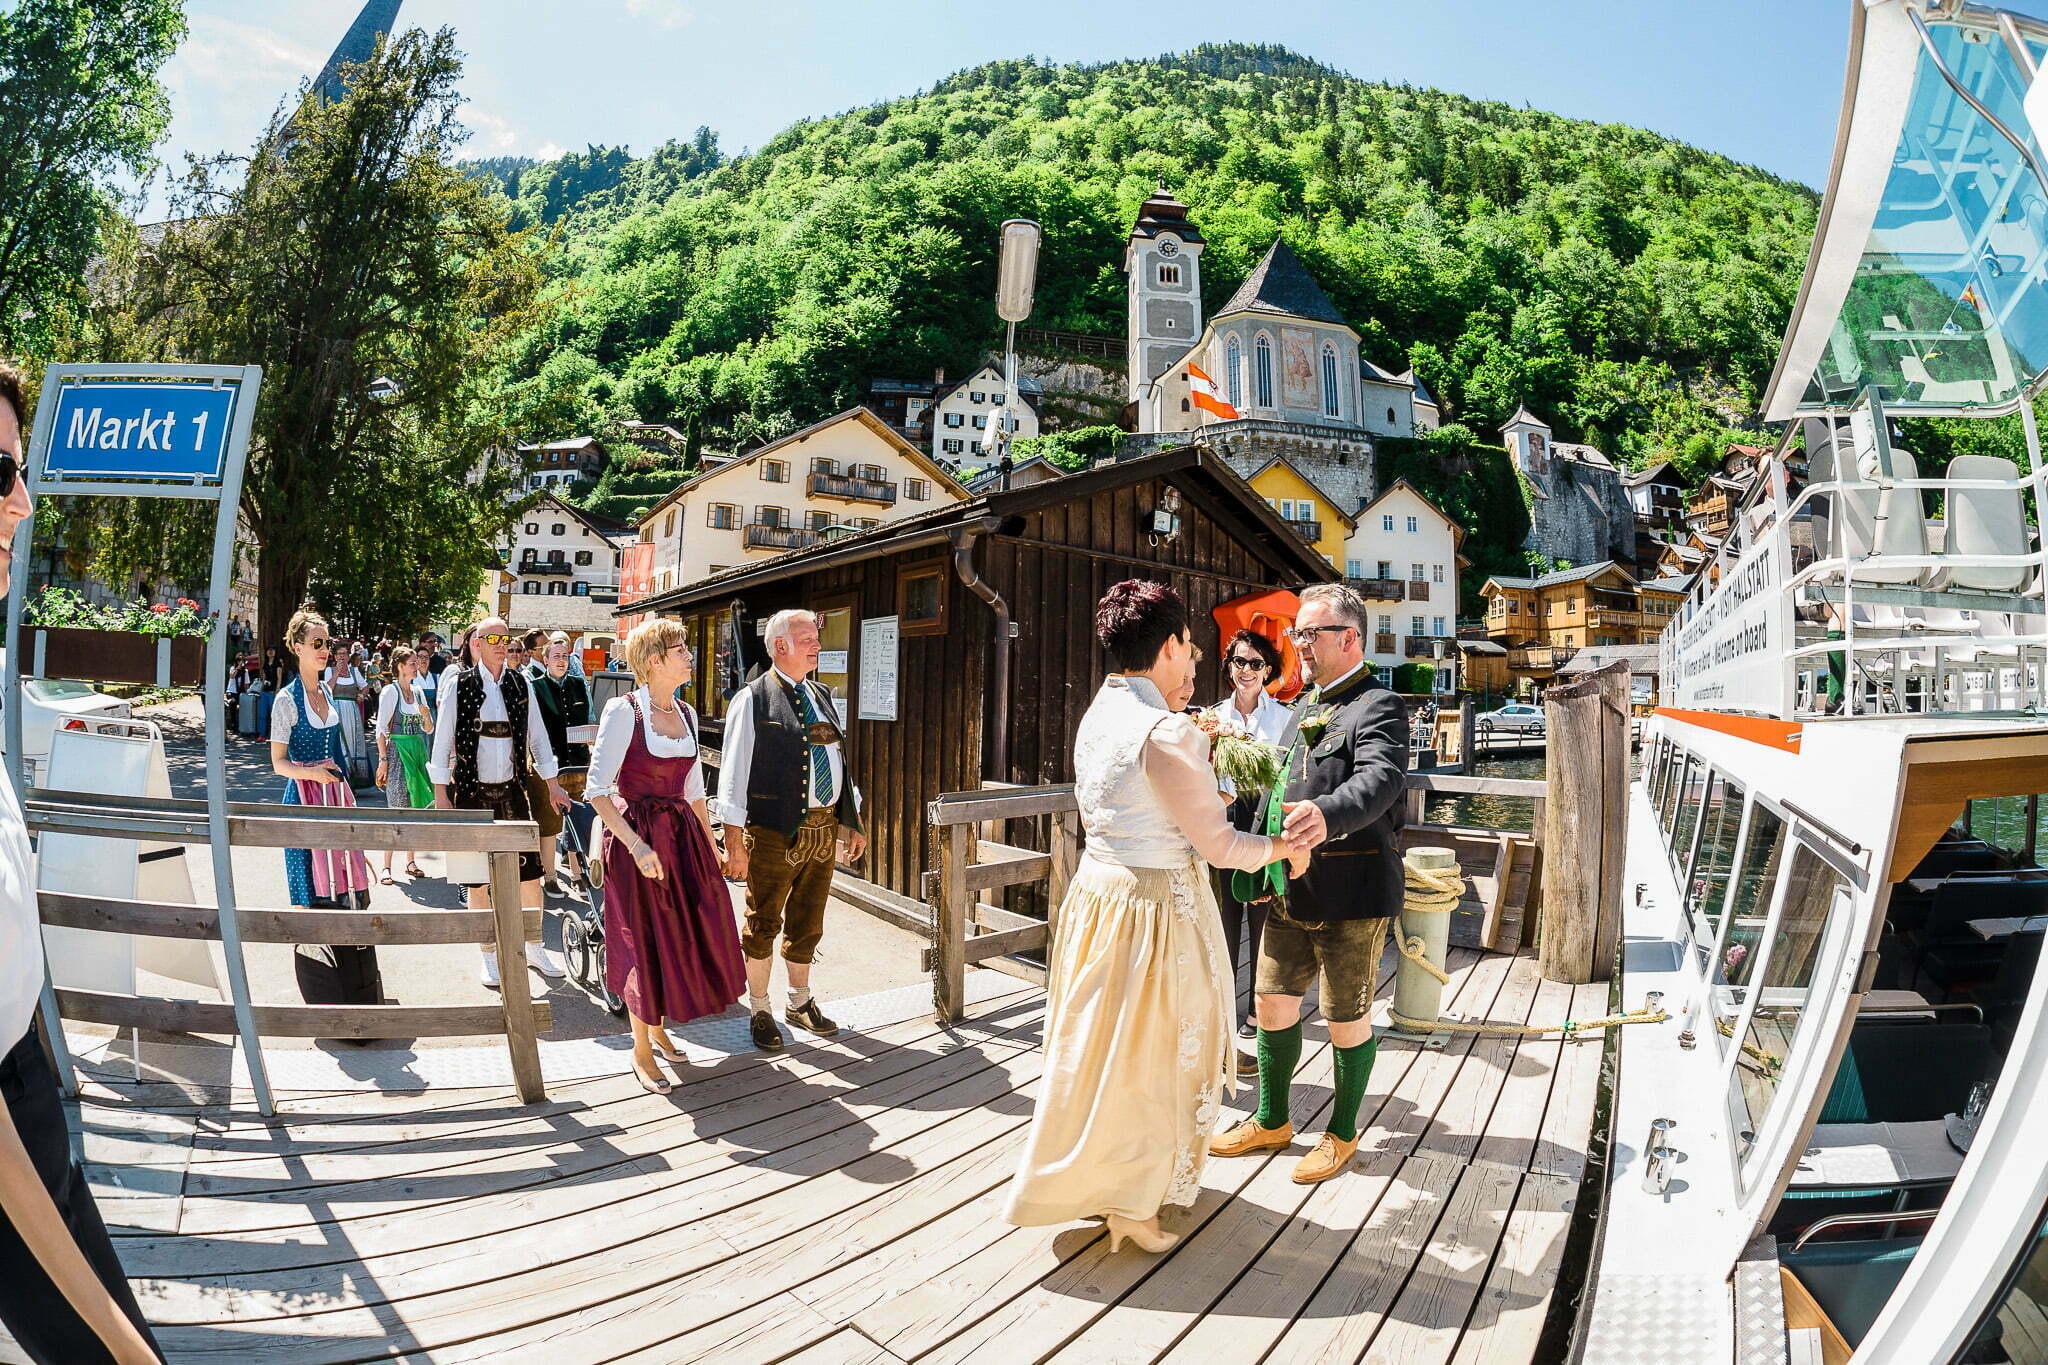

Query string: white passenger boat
[1583,4,2048,1360]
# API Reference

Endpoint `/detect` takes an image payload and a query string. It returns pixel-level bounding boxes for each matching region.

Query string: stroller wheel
[562,913,596,990]
[593,938,626,1017]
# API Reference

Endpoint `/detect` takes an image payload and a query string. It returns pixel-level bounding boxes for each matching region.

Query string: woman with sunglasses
[271,606,382,1014]
[1204,629,1292,1052]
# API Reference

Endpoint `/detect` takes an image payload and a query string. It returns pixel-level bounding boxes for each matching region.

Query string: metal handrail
[1791,1209,1939,1253]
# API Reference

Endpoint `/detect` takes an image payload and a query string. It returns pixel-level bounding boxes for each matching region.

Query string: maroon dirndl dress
[601,694,746,1024]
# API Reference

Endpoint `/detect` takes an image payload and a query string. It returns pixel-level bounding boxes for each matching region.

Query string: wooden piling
[1538,661,1631,983]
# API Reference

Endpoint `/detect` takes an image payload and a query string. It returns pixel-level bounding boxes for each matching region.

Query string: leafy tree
[1009,423,1120,471]
[0,0,183,351]
[79,27,557,649]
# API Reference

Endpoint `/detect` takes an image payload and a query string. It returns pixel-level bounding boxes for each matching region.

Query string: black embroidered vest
[744,673,862,837]
[451,663,530,801]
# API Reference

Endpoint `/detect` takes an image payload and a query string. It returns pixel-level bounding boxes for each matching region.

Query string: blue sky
[144,0,2048,217]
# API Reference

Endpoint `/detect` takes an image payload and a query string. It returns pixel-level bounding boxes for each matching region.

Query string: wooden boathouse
[628,444,1339,903]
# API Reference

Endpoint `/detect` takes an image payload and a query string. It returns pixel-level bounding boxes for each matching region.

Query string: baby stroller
[556,779,625,1016]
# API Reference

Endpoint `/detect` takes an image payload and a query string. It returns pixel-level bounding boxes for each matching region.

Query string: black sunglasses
[0,454,18,498]
[1227,656,1269,671]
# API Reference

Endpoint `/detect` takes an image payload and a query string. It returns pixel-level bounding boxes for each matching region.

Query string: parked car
[1475,702,1545,735]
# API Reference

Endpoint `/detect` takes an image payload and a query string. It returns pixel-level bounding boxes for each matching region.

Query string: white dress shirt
[427,660,560,785]
[713,668,860,828]
[0,766,42,1049]
[585,687,706,802]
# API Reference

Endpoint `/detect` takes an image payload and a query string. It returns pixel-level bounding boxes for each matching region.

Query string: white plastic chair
[1942,454,2031,592]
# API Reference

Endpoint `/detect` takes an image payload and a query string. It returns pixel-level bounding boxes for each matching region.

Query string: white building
[925,364,1041,466]
[518,436,607,495]
[1343,478,1466,673]
[495,492,632,655]
[636,407,967,598]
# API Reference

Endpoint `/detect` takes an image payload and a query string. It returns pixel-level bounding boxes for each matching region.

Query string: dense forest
[483,42,1819,481]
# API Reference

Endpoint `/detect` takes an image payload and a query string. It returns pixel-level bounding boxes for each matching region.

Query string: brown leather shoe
[1208,1117,1293,1157]
[1292,1131,1360,1184]
[1235,1050,1260,1077]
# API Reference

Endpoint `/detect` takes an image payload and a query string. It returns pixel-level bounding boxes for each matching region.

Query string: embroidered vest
[743,673,861,837]
[451,663,530,800]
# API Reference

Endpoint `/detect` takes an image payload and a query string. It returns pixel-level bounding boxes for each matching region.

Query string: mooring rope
[1387,856,1670,1038]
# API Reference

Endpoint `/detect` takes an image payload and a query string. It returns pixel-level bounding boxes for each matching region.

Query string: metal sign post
[6,363,271,1112]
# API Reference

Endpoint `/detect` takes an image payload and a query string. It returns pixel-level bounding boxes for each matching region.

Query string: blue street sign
[41,379,240,481]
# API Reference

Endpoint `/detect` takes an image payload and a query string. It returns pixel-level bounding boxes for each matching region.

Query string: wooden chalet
[626,445,1338,901]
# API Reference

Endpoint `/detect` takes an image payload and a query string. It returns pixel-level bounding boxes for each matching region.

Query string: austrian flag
[1187,363,1239,420]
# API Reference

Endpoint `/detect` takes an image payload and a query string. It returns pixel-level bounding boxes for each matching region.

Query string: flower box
[28,628,207,687]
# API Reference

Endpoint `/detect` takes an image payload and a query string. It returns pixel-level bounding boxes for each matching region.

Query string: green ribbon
[1230,684,1317,904]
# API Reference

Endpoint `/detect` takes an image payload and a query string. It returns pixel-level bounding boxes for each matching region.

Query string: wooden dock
[68,946,1607,1364]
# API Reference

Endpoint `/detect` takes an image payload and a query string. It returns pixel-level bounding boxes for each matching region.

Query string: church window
[1158,264,1180,285]
[1387,408,1396,424]
[1226,338,1243,409]
[1254,336,1273,407]
[1322,343,1340,418]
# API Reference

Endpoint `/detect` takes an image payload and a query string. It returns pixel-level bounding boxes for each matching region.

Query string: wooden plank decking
[65,949,1605,1364]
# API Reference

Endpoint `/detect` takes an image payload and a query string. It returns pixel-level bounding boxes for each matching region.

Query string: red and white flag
[1188,363,1239,420]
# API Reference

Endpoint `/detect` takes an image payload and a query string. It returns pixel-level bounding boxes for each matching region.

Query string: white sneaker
[525,941,567,978]
[480,951,501,989]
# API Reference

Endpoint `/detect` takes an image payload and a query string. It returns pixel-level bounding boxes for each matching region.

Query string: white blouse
[0,766,42,1049]
[376,680,428,734]
[270,683,340,744]
[585,687,705,803]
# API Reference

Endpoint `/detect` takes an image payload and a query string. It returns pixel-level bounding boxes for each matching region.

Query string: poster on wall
[859,616,899,721]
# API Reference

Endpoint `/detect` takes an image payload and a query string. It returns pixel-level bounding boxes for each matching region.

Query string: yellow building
[1480,561,1681,688]
[1246,454,1353,567]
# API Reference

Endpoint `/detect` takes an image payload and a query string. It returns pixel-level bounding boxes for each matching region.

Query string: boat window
[1670,756,1707,879]
[1688,774,1745,944]
[1709,801,1789,1055]
[1736,842,1850,1184]
[1967,793,2039,863]
[1659,747,1689,836]
[1958,1184,2048,1361]
[1649,740,1674,816]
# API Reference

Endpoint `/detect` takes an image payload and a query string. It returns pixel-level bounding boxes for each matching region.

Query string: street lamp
[993,219,1041,491]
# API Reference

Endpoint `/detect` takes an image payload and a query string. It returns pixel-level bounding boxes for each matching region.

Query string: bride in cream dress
[1004,581,1302,1254]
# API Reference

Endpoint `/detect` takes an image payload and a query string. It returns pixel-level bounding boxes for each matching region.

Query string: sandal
[405,863,425,878]
[379,874,396,886]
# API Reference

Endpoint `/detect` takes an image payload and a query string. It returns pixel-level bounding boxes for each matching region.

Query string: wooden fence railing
[922,770,1550,1023]
[27,788,552,1103]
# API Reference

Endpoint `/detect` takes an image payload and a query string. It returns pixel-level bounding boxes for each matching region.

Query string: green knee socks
[1328,1038,1379,1143]
[1253,1023,1302,1129]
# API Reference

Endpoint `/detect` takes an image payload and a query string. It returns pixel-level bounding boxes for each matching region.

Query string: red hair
[1095,579,1189,672]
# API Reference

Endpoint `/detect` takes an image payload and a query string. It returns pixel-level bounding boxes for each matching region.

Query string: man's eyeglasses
[477,633,518,647]
[1227,656,1269,672]
[1284,625,1352,644]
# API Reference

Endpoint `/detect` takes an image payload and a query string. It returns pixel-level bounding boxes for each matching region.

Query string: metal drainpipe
[951,520,1011,782]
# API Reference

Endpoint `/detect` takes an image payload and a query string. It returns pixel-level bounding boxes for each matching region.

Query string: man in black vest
[715,609,866,1052]
[429,616,572,990]
[1209,582,1410,1186]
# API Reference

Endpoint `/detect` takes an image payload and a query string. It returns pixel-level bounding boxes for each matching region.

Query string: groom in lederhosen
[429,616,572,989]
[1209,582,1410,1185]
[716,608,867,1052]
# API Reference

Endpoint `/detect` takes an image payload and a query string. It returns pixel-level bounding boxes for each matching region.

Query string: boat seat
[1817,1019,1992,1124]
[1781,1235,2009,1355]
[1979,929,2043,1053]
[1911,844,2001,879]
[1942,455,2033,592]
[1836,447,1932,586]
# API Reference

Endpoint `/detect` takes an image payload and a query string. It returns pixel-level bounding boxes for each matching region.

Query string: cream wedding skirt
[1003,856,1236,1226]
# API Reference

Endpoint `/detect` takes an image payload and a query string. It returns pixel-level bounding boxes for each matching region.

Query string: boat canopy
[1764,2,2048,420]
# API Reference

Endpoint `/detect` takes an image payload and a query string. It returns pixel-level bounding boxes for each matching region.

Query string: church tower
[311,0,404,104]
[1499,405,1553,478]
[1123,190,1205,424]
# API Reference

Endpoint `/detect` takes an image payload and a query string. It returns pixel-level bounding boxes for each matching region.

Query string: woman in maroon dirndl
[587,619,745,1093]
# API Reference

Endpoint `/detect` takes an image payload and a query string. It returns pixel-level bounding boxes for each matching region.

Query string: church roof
[1216,238,1347,327]
[312,0,402,104]
[1127,189,1205,245]
[1500,404,1546,431]
[1401,369,1438,407]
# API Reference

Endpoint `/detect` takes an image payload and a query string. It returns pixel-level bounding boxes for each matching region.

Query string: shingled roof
[1215,238,1348,327]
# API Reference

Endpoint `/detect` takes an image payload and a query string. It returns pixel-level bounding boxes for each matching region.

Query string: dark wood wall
[990,472,1300,788]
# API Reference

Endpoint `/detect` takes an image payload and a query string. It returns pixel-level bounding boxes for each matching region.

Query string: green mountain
[492,42,1818,471]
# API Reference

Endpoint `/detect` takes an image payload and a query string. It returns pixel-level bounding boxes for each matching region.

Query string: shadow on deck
[69,948,1605,1364]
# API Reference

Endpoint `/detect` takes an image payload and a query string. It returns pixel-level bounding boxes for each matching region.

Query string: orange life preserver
[1212,589,1306,701]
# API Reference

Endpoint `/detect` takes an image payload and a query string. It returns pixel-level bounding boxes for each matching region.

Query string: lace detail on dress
[1177,1016,1201,1070]
[1164,1083,1222,1208]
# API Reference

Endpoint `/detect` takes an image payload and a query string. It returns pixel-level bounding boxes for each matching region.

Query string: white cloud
[464,106,524,155]
[625,0,694,30]
[165,16,324,106]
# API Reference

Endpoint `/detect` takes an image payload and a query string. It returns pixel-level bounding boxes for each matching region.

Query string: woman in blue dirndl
[269,607,381,1010]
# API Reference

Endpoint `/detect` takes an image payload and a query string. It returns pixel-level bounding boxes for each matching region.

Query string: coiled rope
[1386,856,1670,1037]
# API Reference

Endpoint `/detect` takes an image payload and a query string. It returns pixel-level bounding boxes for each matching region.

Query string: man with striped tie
[715,609,867,1052]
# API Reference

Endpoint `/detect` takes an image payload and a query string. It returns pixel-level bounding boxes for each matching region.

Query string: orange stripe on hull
[1652,707,1804,752]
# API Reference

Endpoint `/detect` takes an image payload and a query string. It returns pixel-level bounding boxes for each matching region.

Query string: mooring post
[1392,845,1458,1033]
[1538,661,1631,983]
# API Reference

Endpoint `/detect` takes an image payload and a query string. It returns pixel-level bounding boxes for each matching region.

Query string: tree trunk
[255,541,313,660]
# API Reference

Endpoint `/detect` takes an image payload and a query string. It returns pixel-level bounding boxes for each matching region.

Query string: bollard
[1391,846,1459,1034]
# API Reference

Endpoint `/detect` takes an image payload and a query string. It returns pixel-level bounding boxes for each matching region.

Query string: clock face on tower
[1157,238,1179,258]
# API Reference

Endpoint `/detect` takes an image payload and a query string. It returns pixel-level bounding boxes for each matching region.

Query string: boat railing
[1668,441,2048,719]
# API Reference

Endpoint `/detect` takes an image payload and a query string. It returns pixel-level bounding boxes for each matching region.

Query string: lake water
[1424,753,1545,832]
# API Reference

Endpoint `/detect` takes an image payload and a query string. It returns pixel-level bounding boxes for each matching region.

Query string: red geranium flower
[151,603,170,613]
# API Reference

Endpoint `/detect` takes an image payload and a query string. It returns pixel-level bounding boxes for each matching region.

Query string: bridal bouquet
[1192,711,1288,795]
